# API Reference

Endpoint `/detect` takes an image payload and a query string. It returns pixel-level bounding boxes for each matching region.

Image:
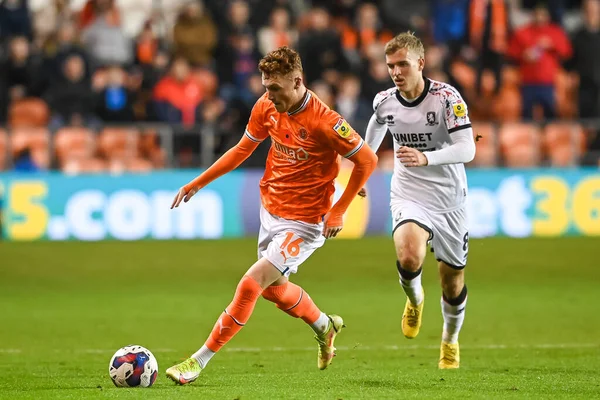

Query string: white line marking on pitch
[2,343,597,354]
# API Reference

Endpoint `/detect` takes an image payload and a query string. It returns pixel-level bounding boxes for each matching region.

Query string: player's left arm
[320,114,378,238]
[397,89,476,167]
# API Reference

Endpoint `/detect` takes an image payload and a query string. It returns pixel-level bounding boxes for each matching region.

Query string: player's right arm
[171,99,269,209]
[365,91,391,153]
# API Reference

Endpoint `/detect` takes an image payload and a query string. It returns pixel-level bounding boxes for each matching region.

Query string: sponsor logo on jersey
[451,100,467,117]
[426,112,438,126]
[333,118,351,138]
[385,115,395,125]
[273,140,309,162]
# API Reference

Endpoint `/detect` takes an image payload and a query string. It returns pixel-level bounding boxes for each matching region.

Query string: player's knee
[397,251,422,272]
[440,267,464,298]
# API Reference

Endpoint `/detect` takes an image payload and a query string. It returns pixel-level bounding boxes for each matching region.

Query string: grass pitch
[1,237,599,399]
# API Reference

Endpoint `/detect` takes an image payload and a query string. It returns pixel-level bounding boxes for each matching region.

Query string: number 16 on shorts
[279,232,303,264]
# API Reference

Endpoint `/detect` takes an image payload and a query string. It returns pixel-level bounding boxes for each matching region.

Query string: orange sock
[262,282,321,324]
[205,275,263,352]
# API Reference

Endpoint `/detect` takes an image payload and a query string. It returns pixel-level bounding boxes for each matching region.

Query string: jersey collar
[287,90,312,116]
[395,77,430,108]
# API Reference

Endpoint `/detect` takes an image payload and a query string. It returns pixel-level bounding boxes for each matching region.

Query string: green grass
[1,237,599,399]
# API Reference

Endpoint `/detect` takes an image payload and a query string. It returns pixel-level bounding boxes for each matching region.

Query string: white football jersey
[373,78,471,212]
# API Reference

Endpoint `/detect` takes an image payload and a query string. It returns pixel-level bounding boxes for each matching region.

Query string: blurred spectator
[152,57,204,127]
[379,0,428,35]
[0,0,33,41]
[41,22,91,91]
[361,58,391,103]
[81,10,133,67]
[311,80,335,108]
[224,0,253,38]
[44,54,99,130]
[469,0,510,96]
[173,0,217,68]
[78,0,120,30]
[507,4,572,120]
[335,74,371,134]
[12,148,40,172]
[570,0,600,118]
[298,7,348,84]
[135,21,160,66]
[95,66,135,122]
[2,36,42,102]
[257,7,298,56]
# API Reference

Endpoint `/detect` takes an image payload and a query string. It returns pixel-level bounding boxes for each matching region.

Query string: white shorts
[390,200,469,269]
[257,205,326,277]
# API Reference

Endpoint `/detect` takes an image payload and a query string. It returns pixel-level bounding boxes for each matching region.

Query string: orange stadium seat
[8,98,50,128]
[450,61,475,93]
[0,129,7,170]
[62,157,108,174]
[98,127,140,160]
[471,122,497,167]
[54,127,96,168]
[543,122,586,167]
[498,123,542,167]
[10,127,51,169]
[492,86,521,121]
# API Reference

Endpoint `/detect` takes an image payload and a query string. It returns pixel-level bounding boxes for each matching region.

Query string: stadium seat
[54,127,96,169]
[543,122,586,167]
[498,122,542,167]
[62,157,108,175]
[471,122,497,167]
[192,68,218,99]
[10,127,51,169]
[98,127,140,160]
[492,86,521,121]
[0,129,7,170]
[450,61,475,93]
[8,98,50,128]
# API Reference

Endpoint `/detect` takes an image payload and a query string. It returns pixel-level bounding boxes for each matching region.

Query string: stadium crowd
[0,0,599,172]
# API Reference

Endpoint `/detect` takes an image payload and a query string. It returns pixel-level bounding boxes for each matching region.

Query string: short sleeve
[319,109,364,159]
[244,98,269,142]
[443,87,471,133]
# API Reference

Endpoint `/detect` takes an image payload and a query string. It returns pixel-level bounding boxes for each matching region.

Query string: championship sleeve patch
[333,118,351,138]
[452,101,467,117]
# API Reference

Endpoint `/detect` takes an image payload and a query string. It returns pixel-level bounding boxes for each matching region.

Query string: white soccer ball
[109,345,158,388]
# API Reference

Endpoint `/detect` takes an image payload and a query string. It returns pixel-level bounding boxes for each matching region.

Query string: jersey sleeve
[442,86,472,133]
[372,89,392,124]
[319,108,364,159]
[244,98,269,142]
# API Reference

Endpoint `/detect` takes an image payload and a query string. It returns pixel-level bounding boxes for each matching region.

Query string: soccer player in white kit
[365,32,476,369]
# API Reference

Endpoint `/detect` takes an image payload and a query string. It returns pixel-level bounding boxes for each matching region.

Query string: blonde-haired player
[365,32,476,369]
[166,46,377,384]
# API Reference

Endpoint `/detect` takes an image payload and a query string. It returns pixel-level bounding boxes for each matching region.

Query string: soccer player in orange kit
[166,46,377,385]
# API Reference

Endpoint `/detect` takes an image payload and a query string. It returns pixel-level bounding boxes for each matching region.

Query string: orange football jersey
[245,90,364,224]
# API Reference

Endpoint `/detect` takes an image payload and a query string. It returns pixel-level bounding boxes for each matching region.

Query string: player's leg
[438,261,467,369]
[259,218,344,370]
[392,208,432,339]
[166,257,282,384]
[431,209,468,369]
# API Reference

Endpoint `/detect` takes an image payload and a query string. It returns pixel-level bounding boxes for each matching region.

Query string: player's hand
[323,212,343,239]
[396,146,428,167]
[171,185,199,209]
[358,187,367,198]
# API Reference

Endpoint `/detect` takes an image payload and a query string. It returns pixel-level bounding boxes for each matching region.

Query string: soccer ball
[109,345,158,388]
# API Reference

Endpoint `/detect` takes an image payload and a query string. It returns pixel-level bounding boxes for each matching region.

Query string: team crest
[298,128,308,140]
[333,118,351,138]
[426,112,438,126]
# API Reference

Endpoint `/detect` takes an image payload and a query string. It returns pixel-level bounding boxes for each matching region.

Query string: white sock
[192,345,215,369]
[441,295,467,344]
[399,271,424,306]
[310,312,330,335]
